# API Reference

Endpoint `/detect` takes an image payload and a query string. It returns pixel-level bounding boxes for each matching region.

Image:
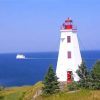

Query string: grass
[36,90,100,100]
[0,86,31,100]
[23,81,43,100]
[0,82,100,100]
[0,82,43,100]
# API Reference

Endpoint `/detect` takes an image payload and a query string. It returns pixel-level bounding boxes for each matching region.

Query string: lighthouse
[56,18,82,83]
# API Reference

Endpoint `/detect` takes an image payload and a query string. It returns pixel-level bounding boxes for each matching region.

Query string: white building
[56,18,82,83]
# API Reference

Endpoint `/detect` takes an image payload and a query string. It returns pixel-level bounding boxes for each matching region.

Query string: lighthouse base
[56,70,80,83]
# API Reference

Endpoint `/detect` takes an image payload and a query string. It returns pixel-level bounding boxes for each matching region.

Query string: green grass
[0,82,43,100]
[0,86,31,100]
[23,81,43,100]
[0,82,100,100]
[36,90,100,100]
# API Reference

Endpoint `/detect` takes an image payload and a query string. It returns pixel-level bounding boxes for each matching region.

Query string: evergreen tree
[76,60,89,88]
[42,65,59,95]
[91,60,100,89]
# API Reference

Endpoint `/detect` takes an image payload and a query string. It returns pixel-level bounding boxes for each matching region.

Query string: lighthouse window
[68,51,71,58]
[67,36,71,43]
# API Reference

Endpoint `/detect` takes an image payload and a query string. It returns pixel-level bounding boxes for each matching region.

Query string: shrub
[67,82,79,91]
[0,96,4,100]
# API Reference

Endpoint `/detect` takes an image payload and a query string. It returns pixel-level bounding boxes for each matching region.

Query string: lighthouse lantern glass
[63,18,73,30]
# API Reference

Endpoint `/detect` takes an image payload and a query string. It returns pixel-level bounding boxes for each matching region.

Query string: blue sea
[0,51,100,87]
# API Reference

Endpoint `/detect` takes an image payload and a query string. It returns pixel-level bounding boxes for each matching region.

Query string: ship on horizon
[16,54,26,59]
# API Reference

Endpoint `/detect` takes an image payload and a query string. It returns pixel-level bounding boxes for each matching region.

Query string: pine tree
[42,65,59,95]
[91,60,100,89]
[76,60,89,88]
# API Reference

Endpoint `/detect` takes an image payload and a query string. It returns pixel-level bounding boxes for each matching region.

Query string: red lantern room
[62,17,73,30]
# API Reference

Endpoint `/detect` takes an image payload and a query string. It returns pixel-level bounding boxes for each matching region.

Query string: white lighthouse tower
[56,18,82,83]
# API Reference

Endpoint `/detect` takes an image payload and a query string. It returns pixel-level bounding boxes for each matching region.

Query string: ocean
[0,51,100,87]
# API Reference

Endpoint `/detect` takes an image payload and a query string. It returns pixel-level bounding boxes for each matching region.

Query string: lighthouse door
[67,71,72,83]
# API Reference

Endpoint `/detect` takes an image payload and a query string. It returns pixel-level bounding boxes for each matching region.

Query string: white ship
[16,54,25,59]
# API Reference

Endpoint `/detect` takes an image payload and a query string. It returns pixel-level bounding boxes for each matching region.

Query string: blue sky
[0,0,100,53]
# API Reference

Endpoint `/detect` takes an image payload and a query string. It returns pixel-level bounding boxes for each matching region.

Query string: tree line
[42,60,100,95]
[77,60,100,90]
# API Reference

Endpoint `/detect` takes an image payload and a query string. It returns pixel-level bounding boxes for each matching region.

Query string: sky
[0,0,100,53]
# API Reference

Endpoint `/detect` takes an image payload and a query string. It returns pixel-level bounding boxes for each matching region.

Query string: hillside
[0,82,43,100]
[0,82,100,100]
